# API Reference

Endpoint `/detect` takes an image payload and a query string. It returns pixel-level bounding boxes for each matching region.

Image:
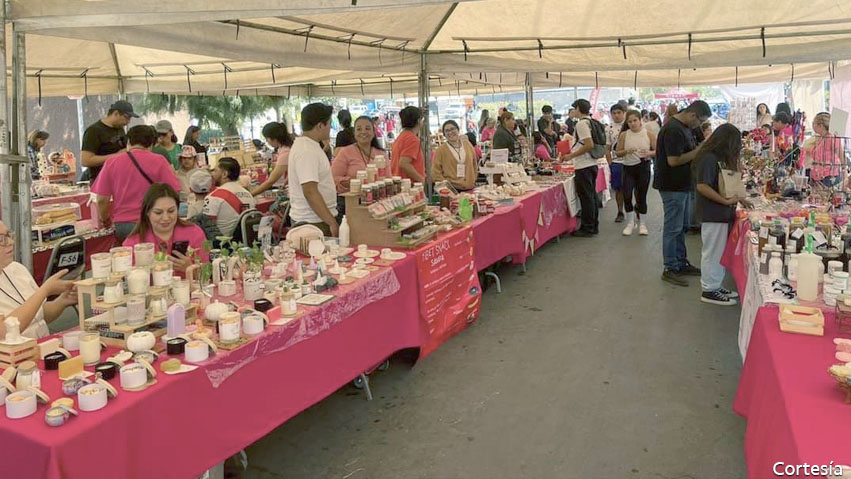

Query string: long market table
[1,180,578,478]
[721,217,851,478]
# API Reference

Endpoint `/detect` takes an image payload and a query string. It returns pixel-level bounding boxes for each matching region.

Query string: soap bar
[58,356,84,380]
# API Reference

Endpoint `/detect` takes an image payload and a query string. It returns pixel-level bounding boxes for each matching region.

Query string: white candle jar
[218,312,242,344]
[172,280,191,307]
[79,332,102,365]
[126,296,147,326]
[151,261,173,287]
[127,268,149,295]
[243,278,263,301]
[91,253,112,279]
[110,247,133,273]
[133,243,155,267]
[103,279,124,304]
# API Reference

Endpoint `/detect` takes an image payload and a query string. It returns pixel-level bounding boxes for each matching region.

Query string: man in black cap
[80,100,138,181]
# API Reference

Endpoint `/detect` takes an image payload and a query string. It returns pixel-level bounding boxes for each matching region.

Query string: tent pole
[0,0,13,232]
[11,24,31,269]
[418,53,431,196]
[525,72,534,156]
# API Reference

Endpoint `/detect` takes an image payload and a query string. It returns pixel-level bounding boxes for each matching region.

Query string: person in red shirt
[91,125,181,242]
[390,106,425,183]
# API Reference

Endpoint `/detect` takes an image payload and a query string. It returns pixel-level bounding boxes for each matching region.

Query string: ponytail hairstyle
[261,121,294,148]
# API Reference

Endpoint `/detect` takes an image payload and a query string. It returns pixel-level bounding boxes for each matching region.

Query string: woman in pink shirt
[123,184,209,274]
[533,132,552,161]
[252,121,293,196]
[480,118,496,142]
[805,112,844,186]
[332,116,389,193]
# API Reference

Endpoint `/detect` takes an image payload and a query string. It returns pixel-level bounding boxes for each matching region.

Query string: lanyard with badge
[448,142,465,177]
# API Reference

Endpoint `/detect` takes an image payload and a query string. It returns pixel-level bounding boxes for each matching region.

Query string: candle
[110,247,133,273]
[91,253,112,279]
[80,333,102,365]
[133,243,155,267]
[218,312,241,344]
[126,296,146,326]
[127,268,149,295]
[103,279,124,304]
[151,261,172,287]
[172,280,190,306]
[243,278,263,301]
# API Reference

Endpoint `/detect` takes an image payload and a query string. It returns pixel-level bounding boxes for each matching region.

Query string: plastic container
[339,216,350,248]
[797,252,822,301]
[768,252,783,282]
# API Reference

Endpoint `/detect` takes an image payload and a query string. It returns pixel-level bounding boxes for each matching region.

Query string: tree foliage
[130,94,297,136]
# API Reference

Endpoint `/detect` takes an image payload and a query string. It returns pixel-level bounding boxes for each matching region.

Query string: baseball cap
[179,145,197,158]
[188,169,213,194]
[155,120,173,134]
[109,100,139,118]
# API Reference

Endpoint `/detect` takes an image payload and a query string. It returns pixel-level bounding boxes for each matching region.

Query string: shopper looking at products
[480,117,497,142]
[701,122,714,141]
[563,99,600,237]
[152,120,181,171]
[645,112,662,136]
[615,110,656,236]
[175,145,201,203]
[81,100,136,182]
[533,132,552,161]
[607,103,627,223]
[431,120,478,191]
[803,112,844,186]
[334,109,355,156]
[26,130,49,181]
[252,121,294,196]
[0,220,76,339]
[654,100,712,286]
[288,103,340,236]
[478,109,491,133]
[203,157,256,238]
[186,169,213,220]
[756,103,773,129]
[390,106,426,183]
[91,125,182,243]
[695,123,749,305]
[493,110,520,158]
[183,126,207,166]
[123,184,208,273]
[332,116,387,194]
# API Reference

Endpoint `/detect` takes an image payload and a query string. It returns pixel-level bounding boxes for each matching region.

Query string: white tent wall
[829,64,851,138]
[790,79,827,123]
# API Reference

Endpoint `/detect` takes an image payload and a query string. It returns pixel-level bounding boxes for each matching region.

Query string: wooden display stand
[75,277,197,348]
[343,193,436,249]
[0,339,39,368]
[778,304,824,336]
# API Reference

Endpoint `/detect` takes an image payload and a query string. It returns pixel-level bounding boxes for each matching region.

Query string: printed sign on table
[416,227,481,357]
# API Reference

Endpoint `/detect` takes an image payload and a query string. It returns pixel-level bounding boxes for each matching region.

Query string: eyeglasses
[0,230,14,246]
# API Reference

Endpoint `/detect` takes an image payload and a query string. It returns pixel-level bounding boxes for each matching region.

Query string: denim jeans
[660,190,690,271]
[700,222,729,292]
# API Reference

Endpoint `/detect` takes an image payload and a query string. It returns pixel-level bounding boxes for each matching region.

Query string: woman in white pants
[694,123,751,305]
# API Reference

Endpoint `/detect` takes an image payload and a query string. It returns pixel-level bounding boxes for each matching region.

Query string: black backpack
[577,118,608,159]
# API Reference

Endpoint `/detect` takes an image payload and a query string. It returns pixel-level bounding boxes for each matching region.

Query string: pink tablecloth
[733,307,851,478]
[471,201,524,271]
[0,257,422,479]
[536,182,577,245]
[256,197,274,213]
[32,233,116,284]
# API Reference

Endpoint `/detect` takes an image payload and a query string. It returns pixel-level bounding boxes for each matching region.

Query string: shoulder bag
[126,150,154,184]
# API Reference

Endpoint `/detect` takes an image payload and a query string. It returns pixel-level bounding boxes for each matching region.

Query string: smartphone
[172,241,190,256]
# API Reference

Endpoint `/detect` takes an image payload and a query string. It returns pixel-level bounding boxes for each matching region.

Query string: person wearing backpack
[563,99,605,237]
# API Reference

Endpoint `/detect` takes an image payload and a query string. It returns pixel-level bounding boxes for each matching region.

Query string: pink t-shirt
[91,149,182,223]
[331,144,389,193]
[535,144,552,161]
[122,223,210,276]
[480,127,495,142]
[809,135,843,181]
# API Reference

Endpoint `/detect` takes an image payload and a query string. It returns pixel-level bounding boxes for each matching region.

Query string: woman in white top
[756,103,773,129]
[615,110,657,236]
[0,220,77,339]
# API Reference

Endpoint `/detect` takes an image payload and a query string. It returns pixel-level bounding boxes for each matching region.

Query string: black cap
[109,100,139,118]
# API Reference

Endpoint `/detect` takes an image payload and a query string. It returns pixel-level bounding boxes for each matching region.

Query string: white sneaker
[638,222,648,236]
[622,221,635,236]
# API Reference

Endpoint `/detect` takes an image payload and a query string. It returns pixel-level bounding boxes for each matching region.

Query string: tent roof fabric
[9,0,851,96]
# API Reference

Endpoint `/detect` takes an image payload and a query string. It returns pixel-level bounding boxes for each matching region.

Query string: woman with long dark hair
[614,110,656,236]
[756,103,772,128]
[478,109,490,133]
[694,123,749,306]
[122,183,208,273]
[332,116,387,193]
[183,125,207,164]
[333,109,355,156]
[252,121,295,196]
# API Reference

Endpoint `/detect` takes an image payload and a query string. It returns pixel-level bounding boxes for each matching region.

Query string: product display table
[0,256,422,479]
[723,218,851,478]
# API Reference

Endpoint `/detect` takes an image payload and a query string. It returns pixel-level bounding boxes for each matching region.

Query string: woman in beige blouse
[431,120,478,191]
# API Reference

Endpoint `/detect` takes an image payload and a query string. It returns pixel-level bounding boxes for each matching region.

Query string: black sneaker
[701,290,738,306]
[679,262,701,276]
[615,212,625,223]
[718,287,739,299]
[662,269,688,287]
[571,229,593,237]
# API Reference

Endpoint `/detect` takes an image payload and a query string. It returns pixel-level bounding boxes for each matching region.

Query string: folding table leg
[484,272,502,293]
[359,373,373,401]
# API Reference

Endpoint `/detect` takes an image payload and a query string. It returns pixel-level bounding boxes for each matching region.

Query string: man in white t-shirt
[606,103,627,222]
[564,99,600,237]
[288,103,339,236]
[203,157,256,237]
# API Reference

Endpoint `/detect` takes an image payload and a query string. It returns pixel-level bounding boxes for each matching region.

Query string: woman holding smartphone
[123,184,209,273]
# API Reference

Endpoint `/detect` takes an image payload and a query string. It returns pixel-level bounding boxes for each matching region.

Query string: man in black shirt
[654,100,712,286]
[80,100,137,181]
[537,105,558,155]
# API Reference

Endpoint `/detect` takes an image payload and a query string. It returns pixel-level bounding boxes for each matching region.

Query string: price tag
[57,252,80,268]
[790,229,804,240]
[759,226,769,239]
[812,230,828,247]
